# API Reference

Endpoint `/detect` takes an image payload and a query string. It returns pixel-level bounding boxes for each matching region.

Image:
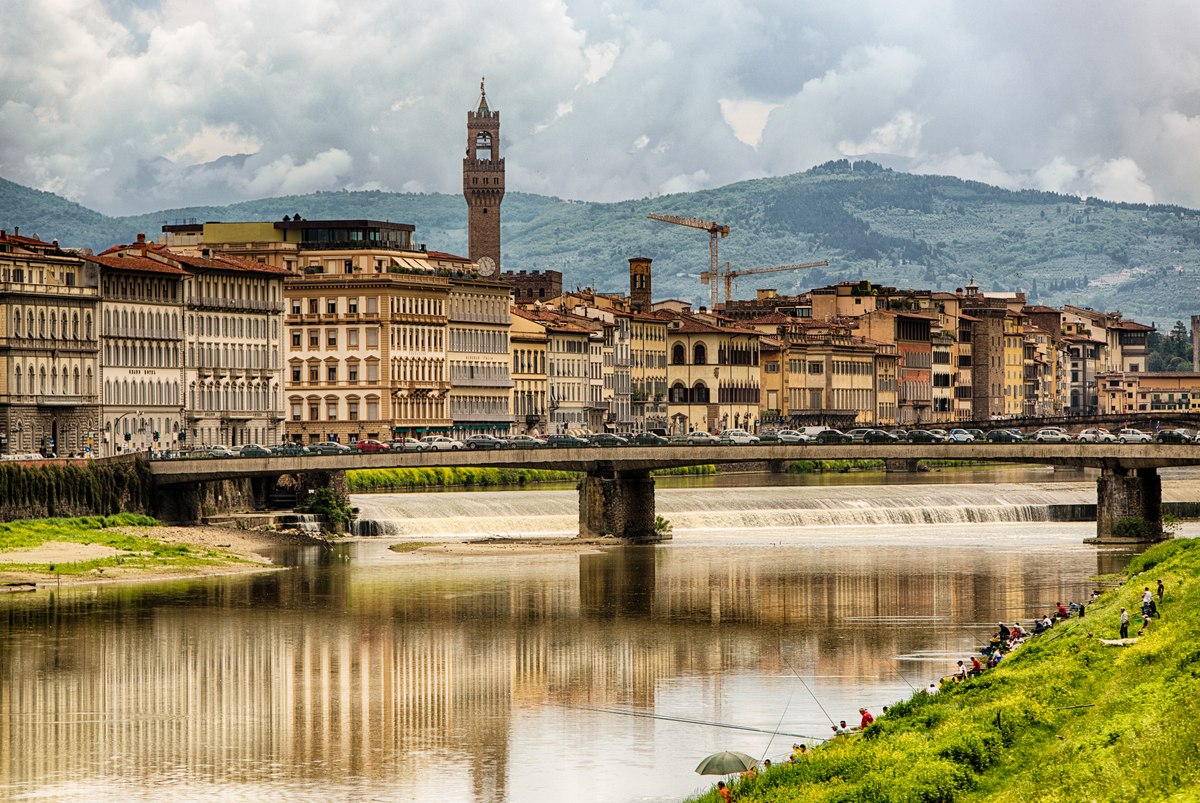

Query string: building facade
[510,310,549,436]
[0,230,100,456]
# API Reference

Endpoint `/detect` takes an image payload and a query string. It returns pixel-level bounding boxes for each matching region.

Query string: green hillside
[3,161,1198,324]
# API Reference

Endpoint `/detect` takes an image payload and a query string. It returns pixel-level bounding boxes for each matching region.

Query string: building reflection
[0,542,1101,797]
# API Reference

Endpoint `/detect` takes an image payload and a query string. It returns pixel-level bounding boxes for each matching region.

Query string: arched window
[670,381,688,404]
[691,381,709,404]
[12,310,20,337]
[475,131,493,160]
[14,365,21,393]
[693,343,707,366]
[85,314,92,340]
[671,343,686,365]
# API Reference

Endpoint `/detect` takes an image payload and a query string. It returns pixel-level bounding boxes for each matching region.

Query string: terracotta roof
[85,253,188,276]
[1113,320,1154,331]
[0,230,57,248]
[99,240,287,275]
[1023,305,1061,314]
[425,250,470,262]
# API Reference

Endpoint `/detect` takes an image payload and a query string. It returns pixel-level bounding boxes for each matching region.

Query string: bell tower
[463,78,504,275]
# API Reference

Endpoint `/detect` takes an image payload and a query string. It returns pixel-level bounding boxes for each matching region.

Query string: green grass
[348,464,717,492]
[786,459,886,473]
[0,514,250,574]
[689,538,1200,802]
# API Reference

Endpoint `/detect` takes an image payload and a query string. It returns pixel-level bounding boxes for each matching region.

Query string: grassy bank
[690,538,1200,802]
[347,464,715,492]
[0,514,250,575]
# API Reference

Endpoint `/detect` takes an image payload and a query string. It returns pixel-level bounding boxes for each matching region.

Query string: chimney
[136,233,146,244]
[12,226,18,236]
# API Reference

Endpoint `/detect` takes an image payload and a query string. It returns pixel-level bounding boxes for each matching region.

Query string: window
[309,366,318,382]
[348,298,358,314]
[366,328,378,347]
[309,402,319,420]
[327,365,337,382]
[309,330,319,348]
[348,329,359,348]
[291,402,302,421]
[308,299,318,314]
[348,364,359,382]
[326,330,337,348]
[366,363,378,382]
[366,296,378,314]
[366,400,379,420]
[291,300,301,314]
[326,400,338,420]
[291,366,301,382]
[291,331,301,348]
[327,300,337,314]
[348,401,359,421]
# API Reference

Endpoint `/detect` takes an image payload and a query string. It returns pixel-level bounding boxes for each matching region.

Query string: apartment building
[664,313,761,434]
[0,230,100,456]
[510,309,549,436]
[446,269,514,439]
[87,235,187,454]
[1097,371,1200,414]
[629,312,668,432]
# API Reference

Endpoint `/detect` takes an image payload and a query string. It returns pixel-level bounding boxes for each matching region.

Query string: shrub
[1112,515,1154,540]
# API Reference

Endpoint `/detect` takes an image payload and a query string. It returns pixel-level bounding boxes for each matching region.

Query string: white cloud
[3,1,1200,215]
[719,98,779,147]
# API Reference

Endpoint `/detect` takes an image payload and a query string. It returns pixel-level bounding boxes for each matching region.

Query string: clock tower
[463,78,504,273]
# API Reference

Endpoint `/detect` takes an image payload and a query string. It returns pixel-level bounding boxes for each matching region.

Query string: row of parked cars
[182,424,1200,459]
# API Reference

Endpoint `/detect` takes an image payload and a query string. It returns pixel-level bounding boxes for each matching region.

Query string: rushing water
[1,471,1179,802]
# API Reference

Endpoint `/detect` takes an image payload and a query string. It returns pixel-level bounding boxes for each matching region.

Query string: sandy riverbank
[0,525,327,591]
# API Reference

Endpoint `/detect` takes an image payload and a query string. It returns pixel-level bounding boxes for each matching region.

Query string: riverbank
[690,537,1200,802]
[0,514,325,590]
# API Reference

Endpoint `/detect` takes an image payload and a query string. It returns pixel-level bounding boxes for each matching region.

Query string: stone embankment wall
[0,455,154,520]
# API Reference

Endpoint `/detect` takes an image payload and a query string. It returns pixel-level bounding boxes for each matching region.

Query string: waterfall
[350,482,1097,538]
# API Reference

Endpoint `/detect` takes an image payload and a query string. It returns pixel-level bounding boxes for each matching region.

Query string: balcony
[188,297,284,313]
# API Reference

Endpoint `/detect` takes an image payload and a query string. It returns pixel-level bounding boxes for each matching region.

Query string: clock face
[477,256,497,276]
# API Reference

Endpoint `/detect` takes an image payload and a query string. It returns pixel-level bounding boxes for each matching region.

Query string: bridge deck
[146,443,1200,484]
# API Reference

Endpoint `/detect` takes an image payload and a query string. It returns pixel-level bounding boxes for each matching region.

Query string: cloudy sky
[3,0,1200,215]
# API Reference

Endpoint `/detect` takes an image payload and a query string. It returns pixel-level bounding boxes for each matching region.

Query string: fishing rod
[569,704,823,741]
[888,660,918,693]
[776,640,837,728]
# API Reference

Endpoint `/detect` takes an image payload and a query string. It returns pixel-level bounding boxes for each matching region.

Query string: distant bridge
[145,443,1200,544]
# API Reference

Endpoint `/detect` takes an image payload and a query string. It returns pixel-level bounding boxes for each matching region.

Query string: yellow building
[629,312,668,432]
[1097,371,1200,414]
[509,309,549,436]
[1002,312,1025,417]
[664,313,761,434]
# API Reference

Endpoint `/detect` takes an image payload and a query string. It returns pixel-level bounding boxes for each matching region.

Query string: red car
[354,439,388,453]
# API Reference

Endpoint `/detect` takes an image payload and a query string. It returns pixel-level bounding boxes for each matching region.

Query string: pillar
[578,465,660,541]
[156,483,204,524]
[1094,466,1164,542]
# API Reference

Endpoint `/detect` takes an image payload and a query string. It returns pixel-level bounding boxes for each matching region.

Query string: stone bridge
[145,443,1200,543]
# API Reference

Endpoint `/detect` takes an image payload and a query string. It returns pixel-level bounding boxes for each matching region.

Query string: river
[2,467,1194,802]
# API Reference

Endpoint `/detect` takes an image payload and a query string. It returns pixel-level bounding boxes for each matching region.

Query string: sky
[4,0,1200,216]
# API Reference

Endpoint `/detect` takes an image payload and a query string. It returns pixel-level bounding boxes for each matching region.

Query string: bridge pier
[156,483,205,524]
[884,458,921,473]
[578,465,661,542]
[1093,465,1165,543]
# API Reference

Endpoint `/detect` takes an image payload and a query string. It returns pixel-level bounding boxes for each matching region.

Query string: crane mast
[647,213,730,309]
[721,260,829,305]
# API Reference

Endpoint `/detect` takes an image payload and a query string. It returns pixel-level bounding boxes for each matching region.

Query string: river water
[2,467,1192,802]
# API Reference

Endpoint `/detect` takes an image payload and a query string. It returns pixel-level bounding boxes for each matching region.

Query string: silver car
[420,435,465,451]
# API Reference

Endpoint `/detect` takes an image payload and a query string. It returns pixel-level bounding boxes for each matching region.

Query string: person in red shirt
[859,707,874,728]
[717,781,731,802]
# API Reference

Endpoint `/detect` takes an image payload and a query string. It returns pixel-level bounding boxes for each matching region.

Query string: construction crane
[647,213,730,309]
[712,260,830,306]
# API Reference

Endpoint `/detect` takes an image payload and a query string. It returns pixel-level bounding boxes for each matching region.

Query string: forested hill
[3,160,1200,324]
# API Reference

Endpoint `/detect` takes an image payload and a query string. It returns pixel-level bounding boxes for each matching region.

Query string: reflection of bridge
[147,444,1200,542]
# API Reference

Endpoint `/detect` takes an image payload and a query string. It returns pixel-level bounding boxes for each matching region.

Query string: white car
[775,429,813,444]
[718,429,760,445]
[420,435,465,451]
[1032,428,1072,443]
[1116,429,1152,444]
[1076,428,1115,443]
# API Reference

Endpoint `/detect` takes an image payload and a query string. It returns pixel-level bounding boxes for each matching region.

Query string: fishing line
[776,639,837,727]
[760,692,794,764]
[888,660,917,693]
[568,704,820,740]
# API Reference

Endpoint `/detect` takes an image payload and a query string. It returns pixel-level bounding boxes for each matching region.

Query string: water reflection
[2,519,1117,802]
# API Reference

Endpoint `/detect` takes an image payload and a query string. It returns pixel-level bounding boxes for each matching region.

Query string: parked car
[1156,429,1191,444]
[686,431,722,446]
[272,441,310,456]
[718,429,760,445]
[845,428,872,442]
[906,429,945,444]
[205,444,237,457]
[985,429,1023,443]
[507,434,548,449]
[546,433,591,448]
[355,439,389,453]
[757,430,781,443]
[464,434,508,450]
[965,429,985,441]
[310,441,351,455]
[588,433,629,448]
[420,435,465,451]
[948,429,976,443]
[775,429,813,444]
[813,428,852,444]
[387,437,429,452]
[1032,428,1072,443]
[1076,428,1115,443]
[628,431,669,446]
[862,429,900,444]
[237,443,272,457]
[1115,429,1152,444]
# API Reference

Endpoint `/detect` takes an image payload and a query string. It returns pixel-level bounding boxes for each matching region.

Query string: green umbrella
[695,750,758,775]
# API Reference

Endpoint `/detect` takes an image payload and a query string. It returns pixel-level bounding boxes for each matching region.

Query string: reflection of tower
[463,77,505,271]
[629,257,653,312]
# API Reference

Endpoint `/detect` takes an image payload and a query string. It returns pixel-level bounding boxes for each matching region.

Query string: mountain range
[3,160,1198,326]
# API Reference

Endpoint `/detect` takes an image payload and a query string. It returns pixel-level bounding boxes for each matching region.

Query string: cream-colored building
[444,265,514,439]
[87,236,187,455]
[0,230,100,456]
[629,312,668,431]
